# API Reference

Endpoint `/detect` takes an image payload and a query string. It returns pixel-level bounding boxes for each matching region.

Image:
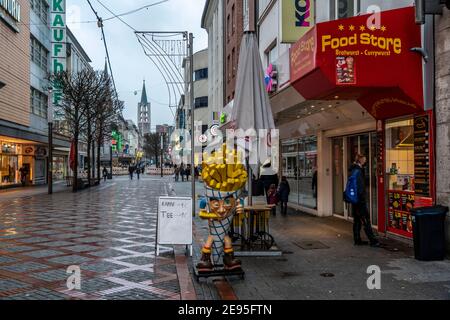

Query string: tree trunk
[73,134,79,193]
[92,141,95,182]
[97,140,101,181]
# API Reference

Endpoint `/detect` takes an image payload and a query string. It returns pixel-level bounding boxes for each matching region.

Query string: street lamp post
[48,88,53,194]
[189,32,195,218]
[160,132,164,178]
[109,145,113,179]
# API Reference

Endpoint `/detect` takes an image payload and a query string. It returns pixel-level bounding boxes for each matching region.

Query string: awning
[290,7,423,120]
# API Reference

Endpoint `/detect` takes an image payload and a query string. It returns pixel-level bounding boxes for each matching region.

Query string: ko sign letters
[280,0,315,43]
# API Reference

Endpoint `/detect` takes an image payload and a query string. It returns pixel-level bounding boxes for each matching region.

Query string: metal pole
[189,32,195,217]
[110,145,113,179]
[48,90,53,194]
[161,132,164,178]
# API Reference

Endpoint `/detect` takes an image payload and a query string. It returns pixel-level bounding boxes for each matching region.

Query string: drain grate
[294,241,330,250]
[320,272,335,278]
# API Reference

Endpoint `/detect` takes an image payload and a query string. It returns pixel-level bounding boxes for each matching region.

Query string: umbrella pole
[248,166,253,206]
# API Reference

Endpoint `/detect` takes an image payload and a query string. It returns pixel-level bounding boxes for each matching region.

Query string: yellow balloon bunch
[202,144,248,192]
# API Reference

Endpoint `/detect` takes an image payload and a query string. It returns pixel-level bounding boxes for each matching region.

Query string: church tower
[138,80,151,136]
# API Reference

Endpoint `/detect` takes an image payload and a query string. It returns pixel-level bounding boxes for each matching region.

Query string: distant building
[138,81,151,136]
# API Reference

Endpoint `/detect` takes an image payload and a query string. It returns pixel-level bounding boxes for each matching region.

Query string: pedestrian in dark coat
[128,165,134,180]
[267,184,279,216]
[260,160,279,203]
[350,154,379,247]
[278,176,290,215]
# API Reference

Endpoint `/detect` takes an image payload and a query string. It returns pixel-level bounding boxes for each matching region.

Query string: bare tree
[143,133,161,167]
[52,69,110,191]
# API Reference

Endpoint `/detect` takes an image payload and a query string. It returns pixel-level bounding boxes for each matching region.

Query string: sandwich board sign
[157,197,192,256]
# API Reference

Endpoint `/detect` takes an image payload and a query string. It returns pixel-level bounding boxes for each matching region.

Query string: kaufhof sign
[51,0,66,105]
[51,0,66,73]
[280,0,315,43]
[0,0,21,22]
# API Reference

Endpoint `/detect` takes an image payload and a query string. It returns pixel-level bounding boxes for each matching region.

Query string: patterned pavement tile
[48,255,93,265]
[30,269,70,282]
[42,241,75,247]
[0,279,31,291]
[3,288,67,300]
[89,249,129,258]
[2,245,37,253]
[103,288,165,300]
[114,270,156,283]
[118,256,155,266]
[123,245,155,253]
[80,261,125,273]
[22,250,65,258]
[64,245,100,253]
[0,256,18,264]
[0,262,49,273]
[0,177,183,300]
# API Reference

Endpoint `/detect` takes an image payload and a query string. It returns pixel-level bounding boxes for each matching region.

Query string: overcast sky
[67,0,208,130]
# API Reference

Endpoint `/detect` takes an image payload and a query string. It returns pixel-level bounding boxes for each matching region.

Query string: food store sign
[321,32,402,56]
[51,0,66,74]
[0,0,21,22]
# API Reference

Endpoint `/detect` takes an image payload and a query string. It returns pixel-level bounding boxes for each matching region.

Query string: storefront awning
[290,7,423,120]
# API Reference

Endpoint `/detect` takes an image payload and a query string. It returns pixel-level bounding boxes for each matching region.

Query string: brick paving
[0,176,184,300]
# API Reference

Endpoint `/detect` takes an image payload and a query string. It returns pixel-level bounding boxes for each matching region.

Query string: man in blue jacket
[350,154,380,247]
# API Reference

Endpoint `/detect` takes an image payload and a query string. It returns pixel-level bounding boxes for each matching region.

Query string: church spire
[140,80,148,105]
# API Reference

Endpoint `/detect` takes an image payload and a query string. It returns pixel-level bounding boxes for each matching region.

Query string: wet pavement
[171,180,450,300]
[0,176,182,300]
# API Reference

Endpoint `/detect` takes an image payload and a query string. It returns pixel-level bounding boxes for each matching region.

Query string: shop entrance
[332,133,378,227]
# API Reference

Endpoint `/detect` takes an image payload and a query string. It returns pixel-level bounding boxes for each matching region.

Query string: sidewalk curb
[175,253,198,300]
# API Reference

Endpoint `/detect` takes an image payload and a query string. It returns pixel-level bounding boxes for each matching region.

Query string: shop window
[194,68,208,81]
[194,96,208,108]
[31,0,49,26]
[0,142,19,186]
[30,87,48,119]
[281,136,318,209]
[331,0,360,20]
[385,118,415,237]
[30,36,49,71]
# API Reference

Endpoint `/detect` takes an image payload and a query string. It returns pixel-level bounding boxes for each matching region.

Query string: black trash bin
[410,205,448,261]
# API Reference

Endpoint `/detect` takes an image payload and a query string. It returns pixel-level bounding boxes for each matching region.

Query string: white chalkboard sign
[157,197,192,255]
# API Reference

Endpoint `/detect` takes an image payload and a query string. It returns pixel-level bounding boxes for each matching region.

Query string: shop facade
[281,6,434,240]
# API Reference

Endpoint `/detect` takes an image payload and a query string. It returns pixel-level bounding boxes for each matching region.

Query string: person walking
[174,165,180,182]
[312,168,318,209]
[186,164,191,182]
[278,176,290,216]
[102,167,109,182]
[19,166,28,187]
[136,166,141,180]
[260,160,279,203]
[180,163,185,182]
[348,154,380,247]
[128,164,134,180]
[267,184,279,216]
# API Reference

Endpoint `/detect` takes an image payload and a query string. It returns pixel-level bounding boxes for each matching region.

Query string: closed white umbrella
[230,32,276,204]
